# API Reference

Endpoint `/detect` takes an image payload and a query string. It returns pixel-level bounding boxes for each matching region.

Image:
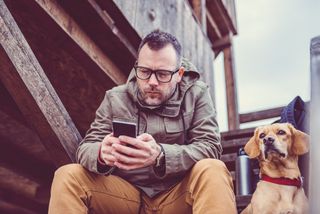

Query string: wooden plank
[222,137,250,149]
[0,166,49,203]
[223,41,239,130]
[206,0,237,35]
[310,35,320,212]
[87,0,138,58]
[189,0,207,33]
[221,127,255,140]
[239,106,283,123]
[34,0,126,85]
[206,8,222,39]
[0,0,81,165]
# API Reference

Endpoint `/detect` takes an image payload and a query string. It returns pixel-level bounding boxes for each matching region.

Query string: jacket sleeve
[76,91,113,174]
[153,85,222,179]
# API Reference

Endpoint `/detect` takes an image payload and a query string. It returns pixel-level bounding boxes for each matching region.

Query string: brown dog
[241,123,309,214]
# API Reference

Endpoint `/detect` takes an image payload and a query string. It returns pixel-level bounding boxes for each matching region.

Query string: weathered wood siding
[112,0,217,103]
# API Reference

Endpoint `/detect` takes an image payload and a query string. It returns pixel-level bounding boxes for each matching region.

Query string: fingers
[137,133,153,141]
[100,133,120,166]
[103,133,160,170]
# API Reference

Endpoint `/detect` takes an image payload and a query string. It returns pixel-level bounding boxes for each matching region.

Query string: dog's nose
[263,137,275,146]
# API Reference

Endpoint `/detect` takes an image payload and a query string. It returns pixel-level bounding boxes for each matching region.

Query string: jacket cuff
[153,143,181,179]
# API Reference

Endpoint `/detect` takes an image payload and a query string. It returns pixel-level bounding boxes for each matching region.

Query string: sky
[214,0,320,131]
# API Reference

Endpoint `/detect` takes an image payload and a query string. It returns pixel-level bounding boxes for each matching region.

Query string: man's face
[136,44,184,106]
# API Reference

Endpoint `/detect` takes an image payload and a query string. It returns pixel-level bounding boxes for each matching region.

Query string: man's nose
[263,137,275,146]
[148,73,159,85]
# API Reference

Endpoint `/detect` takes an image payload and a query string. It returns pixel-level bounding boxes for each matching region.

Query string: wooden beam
[206,8,222,39]
[206,0,237,35]
[189,0,207,33]
[87,0,138,59]
[239,106,283,124]
[0,0,81,165]
[223,38,239,130]
[34,0,126,85]
[212,34,231,51]
[309,35,320,212]
[0,166,49,204]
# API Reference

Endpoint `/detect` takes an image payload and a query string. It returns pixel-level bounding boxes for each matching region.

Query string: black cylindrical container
[236,147,253,195]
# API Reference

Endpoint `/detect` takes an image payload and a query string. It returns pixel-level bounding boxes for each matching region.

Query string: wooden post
[223,36,239,130]
[0,0,81,165]
[309,35,320,213]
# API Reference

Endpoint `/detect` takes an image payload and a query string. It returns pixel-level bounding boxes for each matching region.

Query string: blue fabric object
[278,96,309,133]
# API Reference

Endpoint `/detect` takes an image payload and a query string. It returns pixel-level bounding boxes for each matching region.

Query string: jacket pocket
[164,111,193,144]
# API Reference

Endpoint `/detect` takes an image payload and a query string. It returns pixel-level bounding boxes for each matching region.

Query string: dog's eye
[259,133,266,139]
[277,130,286,135]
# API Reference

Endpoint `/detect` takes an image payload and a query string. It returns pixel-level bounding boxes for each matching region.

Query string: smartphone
[112,120,137,138]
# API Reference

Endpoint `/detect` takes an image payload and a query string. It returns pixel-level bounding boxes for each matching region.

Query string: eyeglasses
[134,65,179,83]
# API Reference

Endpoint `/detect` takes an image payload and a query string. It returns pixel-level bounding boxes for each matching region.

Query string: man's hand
[99,133,122,166]
[111,133,161,170]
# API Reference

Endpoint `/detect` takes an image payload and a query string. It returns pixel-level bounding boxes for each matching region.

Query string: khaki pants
[48,159,237,214]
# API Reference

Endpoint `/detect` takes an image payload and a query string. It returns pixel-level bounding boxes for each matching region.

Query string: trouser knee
[190,158,233,186]
[54,163,85,178]
[192,158,229,175]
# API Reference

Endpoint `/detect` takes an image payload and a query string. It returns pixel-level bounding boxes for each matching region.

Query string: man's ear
[288,123,309,155]
[177,67,185,82]
[244,128,261,158]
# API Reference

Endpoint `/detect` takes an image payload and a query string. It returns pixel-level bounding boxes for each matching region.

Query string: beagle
[241,123,309,214]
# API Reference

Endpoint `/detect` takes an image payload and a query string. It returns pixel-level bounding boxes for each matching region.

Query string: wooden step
[221,127,255,141]
[221,137,251,149]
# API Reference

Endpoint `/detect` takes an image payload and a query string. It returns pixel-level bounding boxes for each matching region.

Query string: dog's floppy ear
[244,128,260,158]
[288,123,309,155]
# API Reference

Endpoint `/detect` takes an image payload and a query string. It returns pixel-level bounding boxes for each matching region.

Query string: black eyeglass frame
[134,64,180,83]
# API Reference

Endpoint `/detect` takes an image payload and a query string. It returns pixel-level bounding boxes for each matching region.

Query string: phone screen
[112,120,137,138]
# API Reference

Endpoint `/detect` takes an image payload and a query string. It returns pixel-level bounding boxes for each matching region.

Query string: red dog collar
[261,174,303,188]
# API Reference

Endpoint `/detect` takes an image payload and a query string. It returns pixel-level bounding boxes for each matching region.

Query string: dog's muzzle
[263,137,286,159]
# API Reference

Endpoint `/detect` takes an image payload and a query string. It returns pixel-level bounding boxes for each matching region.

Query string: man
[49,30,237,214]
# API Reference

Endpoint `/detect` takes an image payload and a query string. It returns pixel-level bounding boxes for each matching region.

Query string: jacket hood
[126,58,200,117]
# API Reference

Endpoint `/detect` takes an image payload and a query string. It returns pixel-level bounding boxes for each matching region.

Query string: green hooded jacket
[76,59,222,197]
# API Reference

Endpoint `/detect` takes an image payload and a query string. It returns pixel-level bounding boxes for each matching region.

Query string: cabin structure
[0,0,319,213]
